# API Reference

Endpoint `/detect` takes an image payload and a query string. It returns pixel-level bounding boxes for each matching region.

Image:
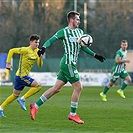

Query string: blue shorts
[14,76,34,91]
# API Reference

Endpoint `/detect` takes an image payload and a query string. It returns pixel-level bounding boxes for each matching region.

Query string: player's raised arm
[37,29,64,57]
[81,46,106,62]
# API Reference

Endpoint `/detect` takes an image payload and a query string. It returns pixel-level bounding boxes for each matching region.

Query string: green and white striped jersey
[44,26,84,64]
[112,48,127,73]
[43,26,95,64]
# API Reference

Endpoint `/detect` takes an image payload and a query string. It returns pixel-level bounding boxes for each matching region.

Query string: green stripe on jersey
[112,48,127,73]
[62,27,83,64]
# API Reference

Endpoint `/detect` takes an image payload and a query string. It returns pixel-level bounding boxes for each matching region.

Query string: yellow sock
[23,84,42,99]
[1,94,19,109]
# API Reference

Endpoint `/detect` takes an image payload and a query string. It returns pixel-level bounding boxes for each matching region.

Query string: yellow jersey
[6,46,43,77]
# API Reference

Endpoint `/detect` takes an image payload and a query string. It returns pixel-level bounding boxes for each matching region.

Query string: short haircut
[30,34,40,41]
[67,11,80,22]
[121,40,128,44]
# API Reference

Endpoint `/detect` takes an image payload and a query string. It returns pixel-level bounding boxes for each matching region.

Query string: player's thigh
[31,79,39,87]
[120,71,129,79]
[14,76,34,91]
[21,76,34,87]
[57,70,68,84]
[121,71,131,82]
[62,63,80,84]
[72,80,82,90]
[13,89,21,95]
[110,72,119,83]
[52,79,66,91]
[14,76,25,91]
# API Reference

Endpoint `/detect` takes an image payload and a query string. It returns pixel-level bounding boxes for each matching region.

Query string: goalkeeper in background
[30,11,106,124]
[0,34,43,117]
[100,40,131,101]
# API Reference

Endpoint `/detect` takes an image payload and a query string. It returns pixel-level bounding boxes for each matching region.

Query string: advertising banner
[29,72,110,86]
[0,69,9,81]
[0,68,13,86]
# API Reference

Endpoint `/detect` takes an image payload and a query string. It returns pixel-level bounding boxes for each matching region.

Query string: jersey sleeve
[6,47,27,63]
[43,36,57,48]
[53,28,64,39]
[37,57,43,67]
[43,28,64,48]
[81,46,95,56]
[115,50,121,59]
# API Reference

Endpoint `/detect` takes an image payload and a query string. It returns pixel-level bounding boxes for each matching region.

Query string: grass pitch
[0,85,132,133]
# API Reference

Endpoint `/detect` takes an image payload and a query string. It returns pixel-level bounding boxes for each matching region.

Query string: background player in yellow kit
[0,34,43,117]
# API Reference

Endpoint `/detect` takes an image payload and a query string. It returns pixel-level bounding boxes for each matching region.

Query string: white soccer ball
[79,34,93,47]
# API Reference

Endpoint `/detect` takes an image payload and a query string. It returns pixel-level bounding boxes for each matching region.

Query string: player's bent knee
[13,93,19,98]
[127,79,131,83]
[129,77,132,82]
[35,84,42,91]
[109,82,114,87]
[126,76,132,83]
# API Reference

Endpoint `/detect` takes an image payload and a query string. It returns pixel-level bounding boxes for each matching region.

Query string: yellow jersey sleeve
[37,57,43,67]
[6,48,27,63]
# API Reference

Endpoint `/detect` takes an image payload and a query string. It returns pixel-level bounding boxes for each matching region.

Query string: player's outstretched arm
[37,35,58,57]
[81,47,106,62]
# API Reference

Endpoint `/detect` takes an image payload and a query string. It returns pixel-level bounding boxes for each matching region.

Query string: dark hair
[67,11,80,22]
[30,34,40,41]
[121,40,128,44]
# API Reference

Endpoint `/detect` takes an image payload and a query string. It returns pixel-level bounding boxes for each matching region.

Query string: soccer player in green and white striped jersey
[100,40,131,101]
[30,11,105,124]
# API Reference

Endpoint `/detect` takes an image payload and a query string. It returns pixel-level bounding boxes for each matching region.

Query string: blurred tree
[39,0,66,57]
[0,0,133,58]
[0,1,18,52]
[88,0,133,58]
[0,0,66,58]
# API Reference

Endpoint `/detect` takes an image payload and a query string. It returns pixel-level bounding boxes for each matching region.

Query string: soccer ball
[79,34,93,47]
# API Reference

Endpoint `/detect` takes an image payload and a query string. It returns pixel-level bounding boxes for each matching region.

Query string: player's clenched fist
[37,47,46,57]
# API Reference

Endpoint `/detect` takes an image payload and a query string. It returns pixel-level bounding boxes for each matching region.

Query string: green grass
[0,86,132,133]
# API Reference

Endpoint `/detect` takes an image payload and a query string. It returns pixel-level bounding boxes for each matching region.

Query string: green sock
[71,107,76,114]
[36,95,47,107]
[103,85,110,94]
[121,81,128,91]
[70,102,78,114]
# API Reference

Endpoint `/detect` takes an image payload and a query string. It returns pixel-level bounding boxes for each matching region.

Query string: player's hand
[6,63,13,70]
[37,47,46,57]
[125,59,130,63]
[94,54,106,62]
[39,54,43,58]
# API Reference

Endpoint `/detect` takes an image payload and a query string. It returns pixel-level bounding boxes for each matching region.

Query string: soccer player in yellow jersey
[0,34,43,117]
